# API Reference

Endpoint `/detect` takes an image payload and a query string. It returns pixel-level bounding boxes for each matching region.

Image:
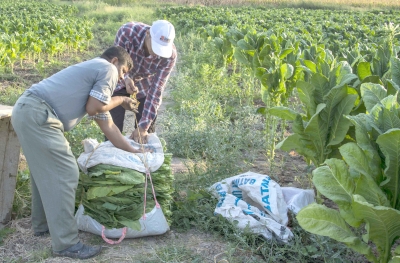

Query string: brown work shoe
[53,241,101,259]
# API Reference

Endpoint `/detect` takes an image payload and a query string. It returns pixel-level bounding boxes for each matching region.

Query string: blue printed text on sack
[260,177,271,211]
[232,178,256,187]
[215,183,226,197]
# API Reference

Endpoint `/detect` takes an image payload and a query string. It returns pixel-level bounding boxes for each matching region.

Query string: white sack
[209,171,315,243]
[281,187,315,214]
[75,205,169,238]
[215,194,293,241]
[77,133,164,174]
[75,133,169,239]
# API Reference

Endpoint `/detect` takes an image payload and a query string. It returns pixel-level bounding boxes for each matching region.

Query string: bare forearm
[95,119,141,153]
[87,96,124,116]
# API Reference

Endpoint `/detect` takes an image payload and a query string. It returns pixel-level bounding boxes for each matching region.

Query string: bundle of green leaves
[75,153,174,230]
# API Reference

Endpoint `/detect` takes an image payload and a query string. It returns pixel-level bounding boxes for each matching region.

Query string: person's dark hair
[101,46,133,70]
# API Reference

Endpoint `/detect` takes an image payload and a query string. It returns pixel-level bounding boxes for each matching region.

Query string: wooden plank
[0,117,21,225]
[0,105,13,120]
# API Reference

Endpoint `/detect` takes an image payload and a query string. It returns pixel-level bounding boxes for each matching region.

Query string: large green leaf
[346,114,375,153]
[354,173,390,207]
[362,75,383,85]
[105,171,145,185]
[304,103,328,165]
[340,142,379,183]
[313,159,359,226]
[280,63,294,80]
[369,104,386,135]
[267,106,298,121]
[331,61,355,88]
[237,39,255,51]
[311,74,330,105]
[376,129,400,209]
[353,195,400,263]
[381,103,400,132]
[321,85,357,146]
[276,134,316,165]
[297,203,375,261]
[390,57,400,89]
[360,83,387,113]
[296,80,316,117]
[313,159,354,204]
[381,94,400,111]
[304,60,316,73]
[279,48,294,60]
[387,80,400,96]
[357,62,372,81]
[233,48,250,65]
[259,44,271,59]
[252,52,261,71]
[87,185,133,200]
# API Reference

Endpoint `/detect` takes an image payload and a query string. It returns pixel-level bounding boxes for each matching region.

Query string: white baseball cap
[150,20,175,58]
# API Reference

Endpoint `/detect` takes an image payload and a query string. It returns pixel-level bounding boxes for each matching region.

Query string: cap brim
[151,39,172,58]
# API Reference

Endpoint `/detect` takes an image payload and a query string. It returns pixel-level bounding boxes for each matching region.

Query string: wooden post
[0,105,20,228]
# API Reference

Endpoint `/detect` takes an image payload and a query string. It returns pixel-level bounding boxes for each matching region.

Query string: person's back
[28,57,118,131]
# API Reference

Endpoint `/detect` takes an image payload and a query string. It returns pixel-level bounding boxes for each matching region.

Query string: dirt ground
[0,81,311,263]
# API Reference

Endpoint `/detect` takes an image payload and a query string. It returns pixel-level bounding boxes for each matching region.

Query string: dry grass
[158,0,400,9]
[0,217,233,263]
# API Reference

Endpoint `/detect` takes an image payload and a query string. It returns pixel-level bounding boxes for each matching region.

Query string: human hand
[124,77,138,95]
[130,127,148,144]
[121,97,138,113]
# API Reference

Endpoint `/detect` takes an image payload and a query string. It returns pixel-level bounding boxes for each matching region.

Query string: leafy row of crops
[160,6,400,55]
[159,6,400,262]
[0,0,94,72]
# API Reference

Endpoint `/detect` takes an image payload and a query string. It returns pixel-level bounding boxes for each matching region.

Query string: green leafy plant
[297,82,400,263]
[0,227,15,245]
[268,50,359,167]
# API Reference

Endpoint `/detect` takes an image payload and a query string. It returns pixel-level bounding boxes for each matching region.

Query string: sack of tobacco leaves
[75,150,174,238]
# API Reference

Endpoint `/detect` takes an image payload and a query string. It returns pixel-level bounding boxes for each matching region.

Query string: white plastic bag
[75,204,169,240]
[77,133,164,174]
[281,187,315,214]
[209,171,315,243]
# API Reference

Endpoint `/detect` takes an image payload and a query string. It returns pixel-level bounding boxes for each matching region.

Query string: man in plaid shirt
[111,20,177,144]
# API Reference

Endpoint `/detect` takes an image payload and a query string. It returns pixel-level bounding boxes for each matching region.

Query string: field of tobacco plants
[1,0,400,262]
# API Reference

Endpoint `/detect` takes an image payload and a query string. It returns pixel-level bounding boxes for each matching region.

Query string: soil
[0,65,311,263]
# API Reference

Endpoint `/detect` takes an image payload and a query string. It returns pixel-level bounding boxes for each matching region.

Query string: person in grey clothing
[11,46,147,259]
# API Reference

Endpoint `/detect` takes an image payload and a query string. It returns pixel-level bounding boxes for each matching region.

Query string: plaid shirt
[114,22,177,131]
[87,89,112,121]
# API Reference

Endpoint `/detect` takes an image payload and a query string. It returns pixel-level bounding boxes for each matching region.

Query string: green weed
[0,227,15,245]
[12,168,31,219]
[0,85,25,105]
[152,245,204,262]
[30,248,52,261]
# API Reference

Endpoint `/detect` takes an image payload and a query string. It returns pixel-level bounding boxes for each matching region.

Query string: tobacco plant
[297,81,400,263]
[267,46,359,167]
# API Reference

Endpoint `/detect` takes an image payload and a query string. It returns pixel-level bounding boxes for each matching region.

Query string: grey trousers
[11,92,79,251]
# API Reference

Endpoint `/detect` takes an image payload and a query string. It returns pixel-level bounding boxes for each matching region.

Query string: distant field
[159,0,400,9]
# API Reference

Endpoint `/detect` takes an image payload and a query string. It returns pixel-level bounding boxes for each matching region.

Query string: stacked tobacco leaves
[75,153,173,230]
